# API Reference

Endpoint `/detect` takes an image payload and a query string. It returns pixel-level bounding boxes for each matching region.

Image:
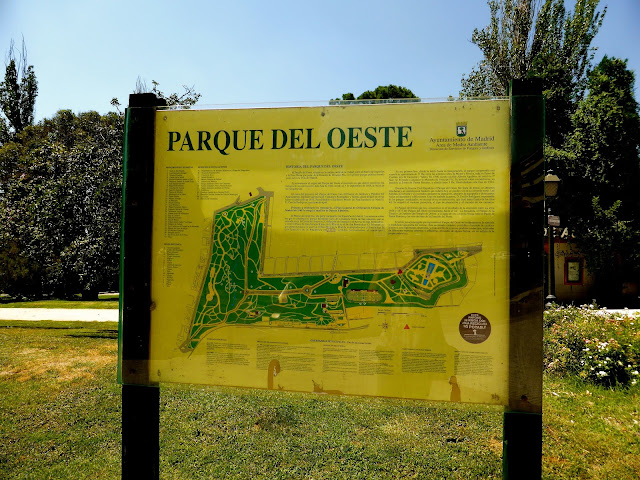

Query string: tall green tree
[0,39,37,145]
[0,111,124,299]
[552,56,640,293]
[461,0,605,147]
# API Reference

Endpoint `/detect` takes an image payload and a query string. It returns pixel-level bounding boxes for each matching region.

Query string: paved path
[0,308,118,322]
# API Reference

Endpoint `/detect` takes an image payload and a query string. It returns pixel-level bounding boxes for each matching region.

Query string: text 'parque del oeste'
[167,126,413,155]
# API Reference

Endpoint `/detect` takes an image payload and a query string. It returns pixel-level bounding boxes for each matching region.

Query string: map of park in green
[181,190,480,352]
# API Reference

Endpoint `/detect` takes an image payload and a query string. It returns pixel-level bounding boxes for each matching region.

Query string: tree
[356,85,418,100]
[150,80,201,107]
[111,78,201,113]
[0,39,37,144]
[330,85,418,105]
[552,57,640,297]
[0,111,124,299]
[460,0,605,147]
[0,81,201,299]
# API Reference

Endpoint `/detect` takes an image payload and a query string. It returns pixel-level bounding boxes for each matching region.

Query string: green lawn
[0,294,119,309]
[0,320,638,479]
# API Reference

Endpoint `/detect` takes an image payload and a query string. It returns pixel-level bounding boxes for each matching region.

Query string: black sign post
[120,93,166,480]
[504,79,545,480]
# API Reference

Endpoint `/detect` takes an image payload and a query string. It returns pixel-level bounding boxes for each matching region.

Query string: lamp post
[545,171,561,307]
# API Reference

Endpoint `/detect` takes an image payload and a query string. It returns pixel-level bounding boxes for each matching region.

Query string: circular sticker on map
[459,313,491,344]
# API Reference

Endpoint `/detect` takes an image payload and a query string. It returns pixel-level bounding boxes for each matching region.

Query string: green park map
[181,190,480,352]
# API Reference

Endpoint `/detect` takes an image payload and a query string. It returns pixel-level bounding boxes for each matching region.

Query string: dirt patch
[546,455,569,466]
[488,436,503,455]
[17,348,48,356]
[0,345,117,382]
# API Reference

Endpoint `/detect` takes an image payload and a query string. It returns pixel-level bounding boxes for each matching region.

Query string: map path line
[181,189,481,352]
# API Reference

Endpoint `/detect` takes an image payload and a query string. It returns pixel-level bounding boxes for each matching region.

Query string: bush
[544,304,640,387]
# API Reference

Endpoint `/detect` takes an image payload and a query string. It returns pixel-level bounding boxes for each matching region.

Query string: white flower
[632,371,639,376]
[597,371,608,377]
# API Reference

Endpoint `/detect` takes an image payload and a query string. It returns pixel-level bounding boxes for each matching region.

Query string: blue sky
[1,0,638,121]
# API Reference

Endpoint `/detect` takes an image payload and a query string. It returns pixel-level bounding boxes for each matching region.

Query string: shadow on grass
[0,324,119,339]
[0,322,118,340]
[66,330,118,339]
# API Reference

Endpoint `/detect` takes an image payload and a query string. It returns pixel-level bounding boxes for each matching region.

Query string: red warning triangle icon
[404,324,410,330]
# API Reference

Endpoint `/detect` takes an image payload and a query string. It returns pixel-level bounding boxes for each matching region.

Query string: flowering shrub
[544,305,640,387]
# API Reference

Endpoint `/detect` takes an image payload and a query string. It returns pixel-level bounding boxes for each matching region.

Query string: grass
[1,320,638,479]
[543,375,640,478]
[159,386,504,479]
[0,321,121,479]
[0,293,119,309]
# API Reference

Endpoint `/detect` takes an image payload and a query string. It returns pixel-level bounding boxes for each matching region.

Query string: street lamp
[545,171,561,307]
[545,172,560,197]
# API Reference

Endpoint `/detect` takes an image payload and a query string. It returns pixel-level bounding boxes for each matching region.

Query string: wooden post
[119,92,166,480]
[504,79,545,479]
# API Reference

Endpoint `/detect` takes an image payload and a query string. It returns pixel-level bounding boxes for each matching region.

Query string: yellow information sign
[149,100,510,405]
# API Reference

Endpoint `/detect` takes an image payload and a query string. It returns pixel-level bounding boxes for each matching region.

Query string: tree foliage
[0,79,201,299]
[552,57,640,290]
[331,85,418,105]
[111,79,201,113]
[0,39,38,145]
[461,1,640,301]
[461,0,605,147]
[150,80,201,107]
[0,111,124,298]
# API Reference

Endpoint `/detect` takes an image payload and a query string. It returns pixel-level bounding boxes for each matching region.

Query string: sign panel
[148,101,511,405]
[547,215,560,227]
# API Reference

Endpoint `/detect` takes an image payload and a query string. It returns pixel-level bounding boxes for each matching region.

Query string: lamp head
[545,171,561,198]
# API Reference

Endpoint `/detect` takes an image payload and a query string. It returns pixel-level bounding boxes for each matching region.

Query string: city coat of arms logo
[456,122,467,137]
